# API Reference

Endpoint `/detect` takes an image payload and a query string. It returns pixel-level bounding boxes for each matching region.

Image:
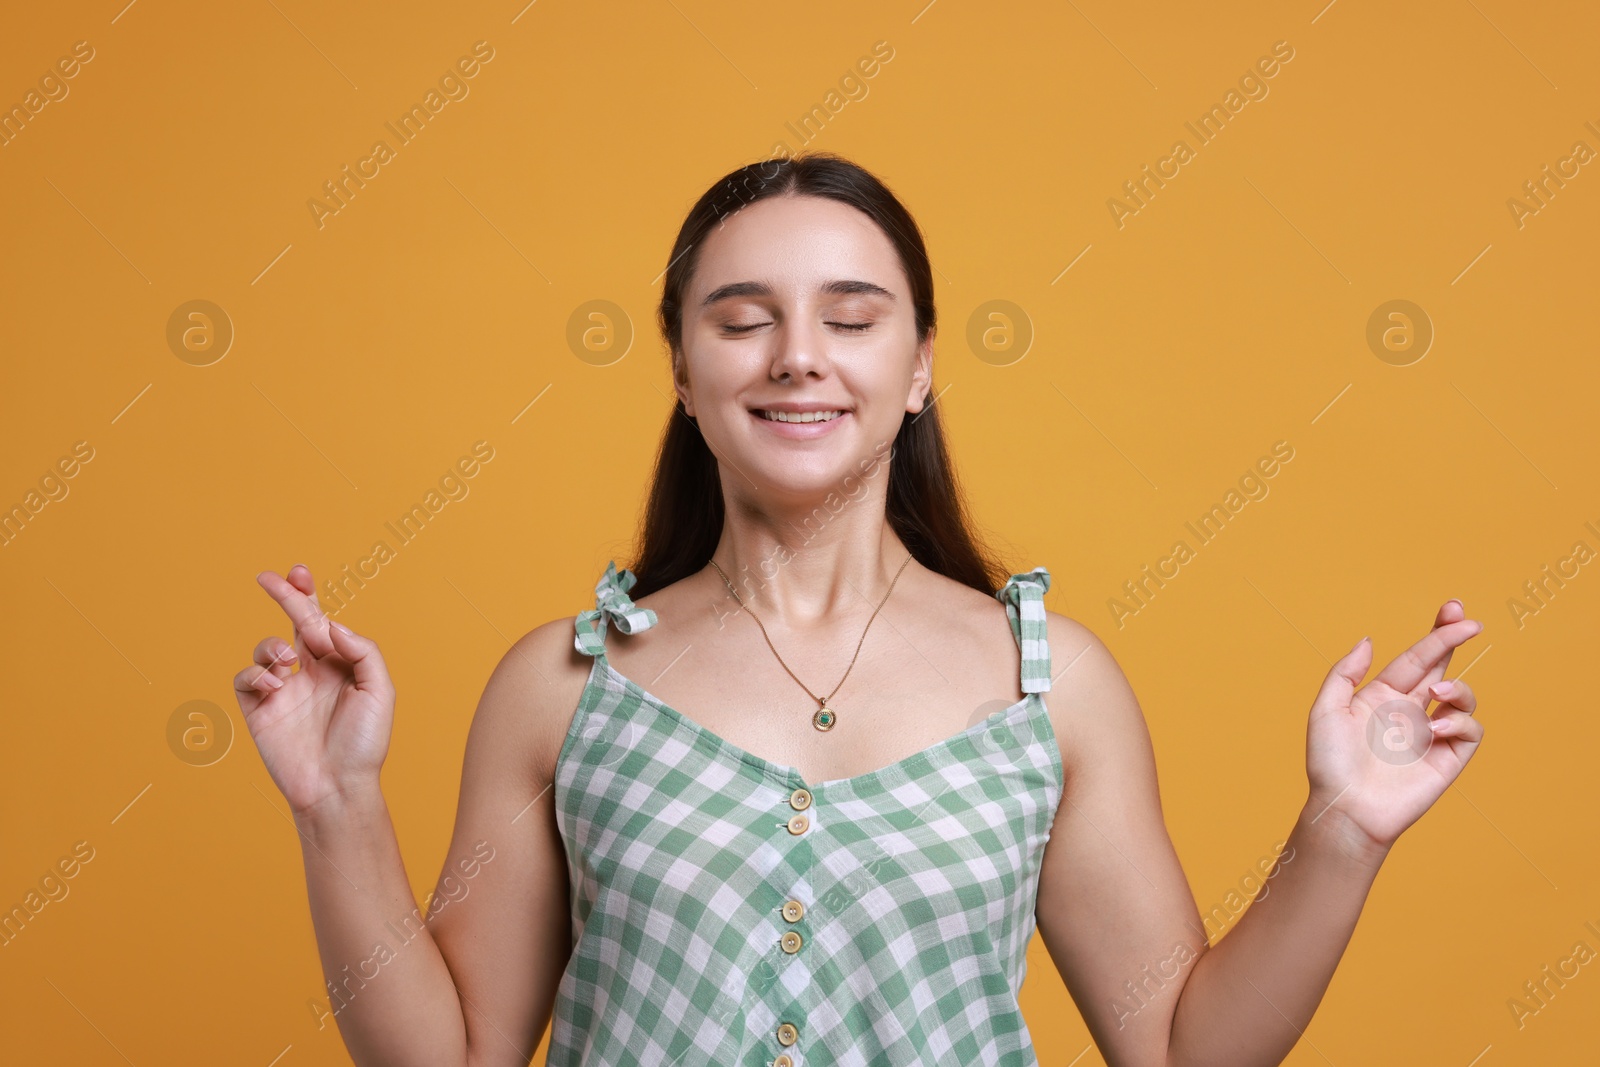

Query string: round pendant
[812,706,837,731]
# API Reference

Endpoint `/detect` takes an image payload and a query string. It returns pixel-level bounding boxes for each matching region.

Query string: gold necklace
[708,552,914,732]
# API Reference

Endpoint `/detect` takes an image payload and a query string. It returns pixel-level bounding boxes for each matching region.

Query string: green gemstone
[813,707,836,731]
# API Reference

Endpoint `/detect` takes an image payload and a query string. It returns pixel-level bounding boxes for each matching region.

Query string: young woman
[235,153,1484,1066]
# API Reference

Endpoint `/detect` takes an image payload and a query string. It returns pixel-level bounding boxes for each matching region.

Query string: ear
[905,331,934,414]
[670,346,696,417]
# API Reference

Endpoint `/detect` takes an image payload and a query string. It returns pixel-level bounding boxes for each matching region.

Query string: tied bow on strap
[995,566,1052,693]
[574,560,659,657]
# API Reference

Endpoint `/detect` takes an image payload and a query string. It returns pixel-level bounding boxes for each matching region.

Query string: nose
[768,317,830,383]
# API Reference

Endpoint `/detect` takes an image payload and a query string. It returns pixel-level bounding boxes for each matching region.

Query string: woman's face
[672,192,932,502]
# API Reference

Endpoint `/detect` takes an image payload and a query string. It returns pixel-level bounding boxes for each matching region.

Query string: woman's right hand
[233,564,396,818]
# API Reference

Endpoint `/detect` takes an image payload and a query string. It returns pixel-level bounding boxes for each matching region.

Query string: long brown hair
[625,152,1009,599]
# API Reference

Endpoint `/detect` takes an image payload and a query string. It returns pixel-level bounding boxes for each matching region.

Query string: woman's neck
[707,494,914,629]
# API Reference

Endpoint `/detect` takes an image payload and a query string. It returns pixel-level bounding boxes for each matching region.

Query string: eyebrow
[698,279,897,308]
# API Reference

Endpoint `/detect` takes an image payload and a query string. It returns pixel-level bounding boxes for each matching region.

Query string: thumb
[1312,635,1371,714]
[326,616,394,702]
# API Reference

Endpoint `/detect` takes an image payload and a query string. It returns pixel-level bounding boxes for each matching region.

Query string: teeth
[761,410,843,423]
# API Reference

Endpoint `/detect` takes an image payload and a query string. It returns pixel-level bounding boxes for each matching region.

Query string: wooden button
[785,813,809,835]
[780,930,803,953]
[776,1022,799,1046]
[789,787,812,810]
[774,1056,794,1067]
[781,899,805,923]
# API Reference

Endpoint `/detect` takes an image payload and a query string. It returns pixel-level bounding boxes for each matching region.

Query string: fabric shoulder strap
[573,560,658,659]
[995,566,1052,693]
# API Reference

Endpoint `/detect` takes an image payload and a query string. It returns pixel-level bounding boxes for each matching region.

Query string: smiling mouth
[753,409,847,423]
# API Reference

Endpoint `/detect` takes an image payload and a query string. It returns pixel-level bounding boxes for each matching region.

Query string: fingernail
[280,646,296,661]
[261,672,283,690]
[331,620,352,635]
[1350,635,1368,653]
[1429,718,1447,732]
[1445,599,1462,611]
[1431,680,1453,695]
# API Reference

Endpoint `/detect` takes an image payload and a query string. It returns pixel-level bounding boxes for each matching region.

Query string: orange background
[2,0,1596,1063]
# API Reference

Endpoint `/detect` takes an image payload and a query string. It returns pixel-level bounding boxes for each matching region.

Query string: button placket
[770,783,815,1061]
[780,784,817,837]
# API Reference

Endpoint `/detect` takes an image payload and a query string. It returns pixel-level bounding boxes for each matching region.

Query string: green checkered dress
[548,560,1063,1066]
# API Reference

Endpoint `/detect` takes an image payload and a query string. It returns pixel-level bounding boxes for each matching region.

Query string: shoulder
[1040,608,1152,785]
[463,613,595,790]
[893,568,1029,671]
[1040,608,1109,684]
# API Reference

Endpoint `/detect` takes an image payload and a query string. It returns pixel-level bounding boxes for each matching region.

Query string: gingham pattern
[1001,567,1052,695]
[573,560,659,658]
[548,561,1063,1067]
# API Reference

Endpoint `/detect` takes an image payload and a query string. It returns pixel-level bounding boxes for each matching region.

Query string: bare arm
[238,566,585,1067]
[294,782,469,1063]
[1157,800,1384,1066]
[295,619,581,1066]
[1163,602,1483,1066]
[1033,602,1484,1067]
[425,617,584,1065]
[1031,612,1204,1066]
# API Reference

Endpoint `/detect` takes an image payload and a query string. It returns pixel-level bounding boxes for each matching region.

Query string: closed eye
[719,321,876,334]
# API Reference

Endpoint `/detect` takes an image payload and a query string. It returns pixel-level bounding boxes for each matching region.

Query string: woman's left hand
[1303,600,1485,859]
